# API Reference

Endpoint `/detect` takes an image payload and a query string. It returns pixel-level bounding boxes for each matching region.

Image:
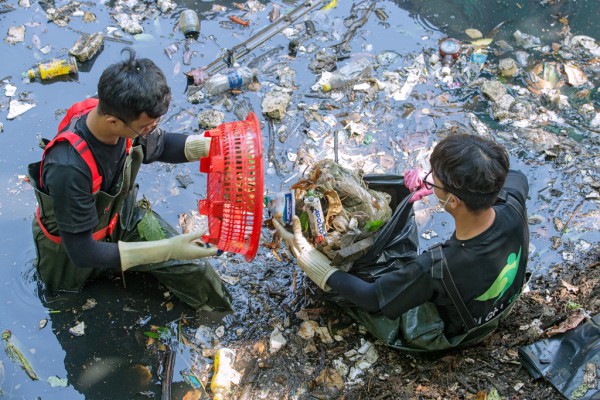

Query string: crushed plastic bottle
[211,348,241,400]
[513,30,541,49]
[204,67,258,96]
[461,49,488,84]
[321,57,372,92]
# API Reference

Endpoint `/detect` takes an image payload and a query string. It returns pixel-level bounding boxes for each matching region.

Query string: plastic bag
[349,174,419,279]
[519,313,600,400]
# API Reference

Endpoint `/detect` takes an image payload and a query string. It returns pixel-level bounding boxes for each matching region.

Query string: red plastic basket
[198,112,264,262]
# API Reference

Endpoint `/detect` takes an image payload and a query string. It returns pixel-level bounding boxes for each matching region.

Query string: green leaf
[144,327,172,342]
[566,300,582,310]
[364,220,383,232]
[299,212,309,233]
[143,331,160,339]
[137,212,167,241]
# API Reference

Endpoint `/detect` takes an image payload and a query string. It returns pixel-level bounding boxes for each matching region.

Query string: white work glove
[272,216,337,291]
[118,231,217,271]
[184,135,212,161]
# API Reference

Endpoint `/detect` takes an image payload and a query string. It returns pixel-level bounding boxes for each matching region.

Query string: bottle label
[471,52,488,64]
[304,196,327,243]
[227,70,243,89]
[39,60,72,79]
[264,191,295,224]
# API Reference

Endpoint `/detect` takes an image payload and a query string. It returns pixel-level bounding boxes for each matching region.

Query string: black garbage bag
[349,174,419,278]
[318,174,509,352]
[518,314,600,400]
[320,174,419,302]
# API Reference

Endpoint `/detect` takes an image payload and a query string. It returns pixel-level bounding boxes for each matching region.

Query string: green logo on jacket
[475,247,521,303]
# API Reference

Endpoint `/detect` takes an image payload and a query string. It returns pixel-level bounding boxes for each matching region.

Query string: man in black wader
[274,134,530,351]
[28,48,232,312]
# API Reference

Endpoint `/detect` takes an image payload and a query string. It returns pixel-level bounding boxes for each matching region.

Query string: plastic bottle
[26,56,78,81]
[321,57,372,92]
[179,9,200,37]
[204,67,258,96]
[211,348,240,400]
[462,49,488,83]
[438,38,461,76]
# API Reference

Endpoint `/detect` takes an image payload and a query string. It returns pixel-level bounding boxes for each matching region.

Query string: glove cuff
[185,135,211,161]
[118,239,170,271]
[297,250,337,291]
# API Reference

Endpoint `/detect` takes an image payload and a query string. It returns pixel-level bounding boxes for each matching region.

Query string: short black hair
[97,48,171,123]
[430,134,509,212]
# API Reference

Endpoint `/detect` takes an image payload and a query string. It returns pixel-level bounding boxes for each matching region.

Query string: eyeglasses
[423,171,445,191]
[118,116,162,139]
[424,171,463,204]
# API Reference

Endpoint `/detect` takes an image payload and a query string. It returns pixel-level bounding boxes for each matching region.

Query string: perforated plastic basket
[198,112,264,261]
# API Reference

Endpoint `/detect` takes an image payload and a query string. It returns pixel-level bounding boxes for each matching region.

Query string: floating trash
[69,32,104,62]
[179,9,200,37]
[25,56,78,81]
[5,26,25,45]
[47,376,68,387]
[465,28,483,39]
[2,330,38,381]
[68,321,86,337]
[211,348,241,400]
[7,100,36,120]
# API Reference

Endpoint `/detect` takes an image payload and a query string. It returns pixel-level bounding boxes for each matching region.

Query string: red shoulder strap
[40,131,103,193]
[126,138,132,154]
[57,98,99,133]
[40,99,102,193]
[58,98,131,155]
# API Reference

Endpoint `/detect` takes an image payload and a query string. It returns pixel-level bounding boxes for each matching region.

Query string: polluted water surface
[0,0,599,399]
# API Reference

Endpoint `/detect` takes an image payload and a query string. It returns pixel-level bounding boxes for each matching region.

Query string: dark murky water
[1,0,599,398]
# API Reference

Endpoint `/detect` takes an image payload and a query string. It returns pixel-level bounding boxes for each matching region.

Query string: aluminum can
[304,195,327,243]
[264,191,295,225]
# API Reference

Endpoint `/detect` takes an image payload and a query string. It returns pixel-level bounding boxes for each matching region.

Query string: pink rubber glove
[404,168,434,203]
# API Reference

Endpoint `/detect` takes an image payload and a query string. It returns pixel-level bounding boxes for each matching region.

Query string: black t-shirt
[42,113,188,234]
[374,170,529,336]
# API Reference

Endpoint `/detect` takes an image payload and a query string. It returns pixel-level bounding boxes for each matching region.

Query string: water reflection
[38,273,199,398]
[392,0,599,41]
[1,0,598,398]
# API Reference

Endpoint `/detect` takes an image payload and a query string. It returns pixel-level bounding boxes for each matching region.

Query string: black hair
[430,134,509,212]
[97,48,171,123]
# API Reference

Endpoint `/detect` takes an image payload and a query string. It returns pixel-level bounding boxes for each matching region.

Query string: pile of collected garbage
[289,159,393,270]
[3,0,600,398]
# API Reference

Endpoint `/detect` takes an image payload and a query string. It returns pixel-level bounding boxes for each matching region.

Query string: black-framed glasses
[423,171,444,191]
[118,116,162,139]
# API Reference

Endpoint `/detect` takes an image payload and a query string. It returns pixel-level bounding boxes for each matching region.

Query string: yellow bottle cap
[322,83,331,92]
